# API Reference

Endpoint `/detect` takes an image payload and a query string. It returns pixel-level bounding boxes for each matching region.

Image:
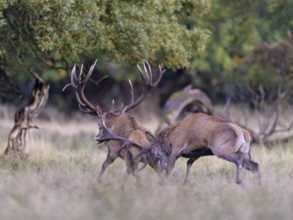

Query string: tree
[187,0,293,100]
[0,0,210,98]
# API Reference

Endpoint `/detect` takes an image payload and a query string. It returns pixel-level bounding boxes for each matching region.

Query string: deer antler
[121,61,165,113]
[63,60,103,117]
[63,60,165,117]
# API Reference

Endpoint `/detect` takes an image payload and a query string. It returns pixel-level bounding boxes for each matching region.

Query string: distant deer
[4,73,50,154]
[64,60,165,183]
[145,113,261,185]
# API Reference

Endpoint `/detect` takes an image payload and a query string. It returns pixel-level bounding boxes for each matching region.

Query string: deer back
[157,113,252,161]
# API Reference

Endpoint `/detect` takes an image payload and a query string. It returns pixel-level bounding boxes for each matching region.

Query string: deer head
[145,131,172,172]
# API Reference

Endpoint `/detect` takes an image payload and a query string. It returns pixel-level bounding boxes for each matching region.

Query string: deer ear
[145,131,155,144]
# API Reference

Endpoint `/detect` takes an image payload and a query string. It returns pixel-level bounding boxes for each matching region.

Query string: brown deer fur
[64,61,165,183]
[147,113,261,185]
[97,114,161,183]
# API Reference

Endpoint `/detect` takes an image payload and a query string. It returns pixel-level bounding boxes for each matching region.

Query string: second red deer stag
[64,60,165,183]
[146,113,261,185]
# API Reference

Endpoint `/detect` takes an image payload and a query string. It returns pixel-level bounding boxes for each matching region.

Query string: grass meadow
[1,107,293,220]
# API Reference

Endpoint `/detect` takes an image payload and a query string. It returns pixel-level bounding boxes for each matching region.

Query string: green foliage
[244,40,293,102]
[0,0,210,91]
[188,0,293,101]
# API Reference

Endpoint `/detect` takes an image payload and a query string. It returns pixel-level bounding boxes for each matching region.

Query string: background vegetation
[1,1,293,218]
[0,0,209,103]
[1,0,293,109]
[1,111,293,220]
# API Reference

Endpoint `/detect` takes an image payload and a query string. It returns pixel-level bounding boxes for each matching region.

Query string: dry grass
[1,112,293,220]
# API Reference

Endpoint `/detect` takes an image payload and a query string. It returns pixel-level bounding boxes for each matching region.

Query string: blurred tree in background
[189,0,293,104]
[0,0,210,102]
[1,0,293,113]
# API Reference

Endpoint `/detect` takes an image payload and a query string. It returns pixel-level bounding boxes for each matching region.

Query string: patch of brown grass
[0,110,293,220]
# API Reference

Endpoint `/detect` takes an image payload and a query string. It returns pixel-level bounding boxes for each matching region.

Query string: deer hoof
[236,179,243,185]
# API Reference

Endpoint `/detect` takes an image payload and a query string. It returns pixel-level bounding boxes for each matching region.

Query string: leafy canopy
[186,0,293,101]
[0,0,210,89]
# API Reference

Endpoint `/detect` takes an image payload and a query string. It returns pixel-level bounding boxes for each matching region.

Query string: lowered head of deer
[145,129,173,173]
[146,113,261,185]
[63,60,165,183]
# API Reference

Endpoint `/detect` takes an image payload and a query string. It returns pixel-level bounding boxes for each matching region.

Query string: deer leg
[123,151,141,185]
[218,153,244,185]
[133,164,142,187]
[242,158,262,186]
[97,150,118,182]
[236,154,245,184]
[235,163,242,185]
[184,157,200,185]
[123,151,134,182]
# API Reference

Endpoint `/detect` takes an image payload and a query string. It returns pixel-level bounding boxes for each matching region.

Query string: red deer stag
[64,60,165,183]
[146,113,261,185]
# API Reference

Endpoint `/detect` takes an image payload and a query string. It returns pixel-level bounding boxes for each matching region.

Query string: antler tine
[62,64,77,92]
[62,64,78,92]
[78,63,84,80]
[111,99,115,112]
[129,79,134,104]
[138,61,165,86]
[137,63,150,83]
[75,92,86,107]
[63,61,103,117]
[144,60,153,83]
[82,60,97,84]
[74,92,94,115]
[75,92,92,113]
[79,104,96,114]
[75,63,98,114]
[71,64,78,86]
[152,64,165,87]
[62,83,71,92]
[121,61,165,114]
